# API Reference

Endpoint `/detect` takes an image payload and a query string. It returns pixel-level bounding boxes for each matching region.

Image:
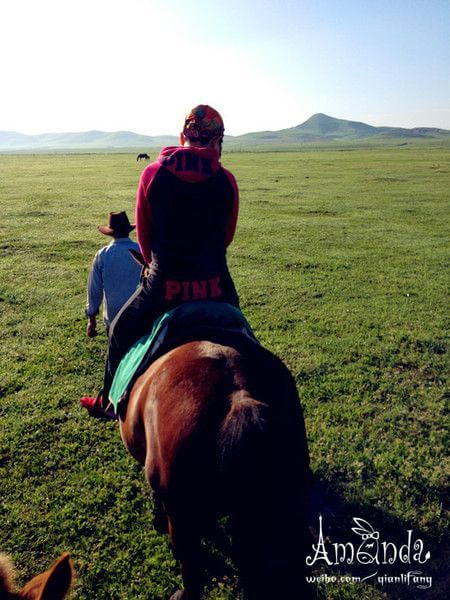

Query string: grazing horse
[136,153,150,161]
[0,552,73,599]
[119,334,311,599]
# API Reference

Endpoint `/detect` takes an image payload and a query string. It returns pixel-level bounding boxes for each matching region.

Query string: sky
[1,0,449,136]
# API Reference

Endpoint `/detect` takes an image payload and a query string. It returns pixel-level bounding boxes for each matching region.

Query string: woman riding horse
[80,105,312,598]
[81,105,240,416]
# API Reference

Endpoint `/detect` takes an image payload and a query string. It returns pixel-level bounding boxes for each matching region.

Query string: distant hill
[226,114,450,147]
[1,114,449,152]
[0,130,178,152]
[294,113,378,139]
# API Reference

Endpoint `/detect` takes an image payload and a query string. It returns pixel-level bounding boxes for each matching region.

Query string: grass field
[0,147,448,599]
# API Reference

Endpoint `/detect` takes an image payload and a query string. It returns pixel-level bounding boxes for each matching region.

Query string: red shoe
[80,394,117,420]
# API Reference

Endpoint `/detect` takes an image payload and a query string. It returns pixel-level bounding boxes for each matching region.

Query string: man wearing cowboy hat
[85,211,141,337]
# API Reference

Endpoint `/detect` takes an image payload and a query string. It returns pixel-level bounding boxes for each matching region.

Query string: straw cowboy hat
[98,211,136,236]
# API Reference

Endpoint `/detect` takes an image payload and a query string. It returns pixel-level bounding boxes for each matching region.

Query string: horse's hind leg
[144,459,169,534]
[232,491,312,600]
[168,514,204,600]
[153,491,168,534]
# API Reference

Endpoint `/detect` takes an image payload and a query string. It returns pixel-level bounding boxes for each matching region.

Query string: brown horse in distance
[120,334,311,599]
[0,552,73,599]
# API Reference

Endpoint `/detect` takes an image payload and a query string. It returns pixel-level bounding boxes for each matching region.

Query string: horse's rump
[138,338,308,520]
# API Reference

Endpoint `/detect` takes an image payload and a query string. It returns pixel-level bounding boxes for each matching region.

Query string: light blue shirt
[86,238,141,326]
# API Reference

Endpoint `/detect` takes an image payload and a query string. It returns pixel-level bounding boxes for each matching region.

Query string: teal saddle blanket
[109,301,258,414]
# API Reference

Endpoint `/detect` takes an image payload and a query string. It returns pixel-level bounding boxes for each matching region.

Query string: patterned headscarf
[183,105,224,143]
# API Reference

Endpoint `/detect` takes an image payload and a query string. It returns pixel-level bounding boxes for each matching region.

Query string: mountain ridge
[1,114,449,151]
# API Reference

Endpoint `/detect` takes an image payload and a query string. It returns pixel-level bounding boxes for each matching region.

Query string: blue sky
[1,0,449,135]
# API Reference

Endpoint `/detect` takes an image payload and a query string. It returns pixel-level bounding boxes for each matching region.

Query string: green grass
[0,148,448,599]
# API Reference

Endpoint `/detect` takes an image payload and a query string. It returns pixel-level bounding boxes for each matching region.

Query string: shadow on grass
[186,474,446,599]
[307,475,448,600]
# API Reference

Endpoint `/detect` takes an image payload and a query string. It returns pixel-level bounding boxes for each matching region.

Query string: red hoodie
[136,146,239,264]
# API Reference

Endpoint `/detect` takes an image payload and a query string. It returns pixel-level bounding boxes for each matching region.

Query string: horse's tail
[217,390,270,511]
[218,388,311,599]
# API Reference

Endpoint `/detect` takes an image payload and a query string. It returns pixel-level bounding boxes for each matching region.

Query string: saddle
[109,301,258,416]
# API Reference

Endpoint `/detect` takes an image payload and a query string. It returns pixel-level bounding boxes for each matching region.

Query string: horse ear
[129,248,146,267]
[20,553,74,599]
[0,553,15,594]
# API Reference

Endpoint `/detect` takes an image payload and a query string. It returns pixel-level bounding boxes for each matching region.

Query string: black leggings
[103,266,239,402]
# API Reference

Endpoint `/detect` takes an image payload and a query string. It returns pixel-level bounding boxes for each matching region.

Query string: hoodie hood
[157,146,222,183]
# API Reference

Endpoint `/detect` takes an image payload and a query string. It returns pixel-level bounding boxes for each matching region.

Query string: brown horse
[119,333,311,599]
[0,552,73,599]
